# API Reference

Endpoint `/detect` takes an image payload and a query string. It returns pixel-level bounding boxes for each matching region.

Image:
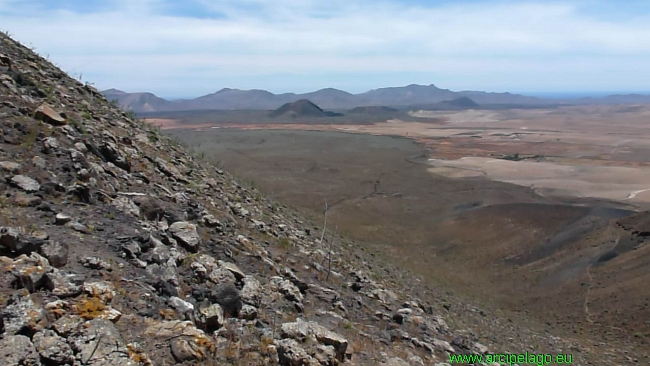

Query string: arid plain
[157,104,650,350]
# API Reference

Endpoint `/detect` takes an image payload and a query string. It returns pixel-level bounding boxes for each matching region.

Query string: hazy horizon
[6,1,648,97]
[104,85,650,102]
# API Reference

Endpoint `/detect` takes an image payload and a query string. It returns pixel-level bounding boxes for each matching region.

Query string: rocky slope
[0,32,645,366]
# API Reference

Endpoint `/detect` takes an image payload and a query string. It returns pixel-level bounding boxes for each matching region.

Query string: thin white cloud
[2,0,649,95]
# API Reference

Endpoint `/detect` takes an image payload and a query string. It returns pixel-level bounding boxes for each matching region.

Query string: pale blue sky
[1,0,649,98]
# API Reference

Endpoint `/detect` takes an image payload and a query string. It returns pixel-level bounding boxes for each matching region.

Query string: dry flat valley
[160,102,650,362]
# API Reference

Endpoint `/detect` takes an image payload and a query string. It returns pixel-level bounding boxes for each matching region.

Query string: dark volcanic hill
[270,99,342,118]
[410,97,480,111]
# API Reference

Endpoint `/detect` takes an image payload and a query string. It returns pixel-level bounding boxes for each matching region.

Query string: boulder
[82,281,116,303]
[0,160,20,173]
[270,276,304,304]
[145,320,214,362]
[68,318,136,365]
[32,329,74,365]
[218,260,245,280]
[281,320,349,361]
[0,335,42,366]
[240,275,262,307]
[276,339,319,366]
[39,240,69,267]
[169,221,200,252]
[5,253,53,292]
[2,290,47,335]
[8,174,40,192]
[43,271,83,297]
[34,103,66,126]
[198,303,224,331]
[111,196,140,217]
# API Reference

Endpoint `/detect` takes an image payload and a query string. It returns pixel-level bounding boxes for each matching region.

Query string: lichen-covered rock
[82,281,116,303]
[169,221,200,252]
[315,344,339,366]
[9,174,40,192]
[276,338,319,366]
[238,304,258,320]
[145,320,214,362]
[68,318,136,365]
[52,315,83,337]
[240,275,262,307]
[1,290,47,335]
[4,253,53,292]
[79,256,112,270]
[197,303,224,331]
[39,240,69,267]
[281,319,349,361]
[111,195,140,217]
[0,335,42,366]
[270,276,304,304]
[43,270,83,297]
[32,329,74,365]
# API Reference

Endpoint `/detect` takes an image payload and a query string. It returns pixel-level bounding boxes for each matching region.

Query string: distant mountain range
[102,84,650,113]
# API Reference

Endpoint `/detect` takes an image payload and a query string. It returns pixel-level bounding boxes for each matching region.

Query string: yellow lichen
[74,296,107,320]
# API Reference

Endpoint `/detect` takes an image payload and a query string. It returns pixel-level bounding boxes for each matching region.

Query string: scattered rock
[6,252,53,292]
[169,221,200,252]
[111,195,140,217]
[0,335,42,366]
[54,213,72,225]
[0,160,20,173]
[43,271,83,297]
[276,338,318,366]
[1,290,47,335]
[32,329,75,365]
[9,174,40,192]
[68,318,136,365]
[82,281,116,303]
[34,103,66,126]
[79,256,112,271]
[281,319,349,361]
[240,275,262,307]
[198,303,225,331]
[39,240,69,267]
[219,260,245,280]
[239,304,258,320]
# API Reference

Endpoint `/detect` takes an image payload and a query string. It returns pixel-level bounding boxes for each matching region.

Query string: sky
[1,0,649,99]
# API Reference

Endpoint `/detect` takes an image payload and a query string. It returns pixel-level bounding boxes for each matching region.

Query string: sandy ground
[156,105,650,208]
[428,157,650,204]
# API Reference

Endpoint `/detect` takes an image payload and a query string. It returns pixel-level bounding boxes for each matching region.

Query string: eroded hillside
[0,32,645,365]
